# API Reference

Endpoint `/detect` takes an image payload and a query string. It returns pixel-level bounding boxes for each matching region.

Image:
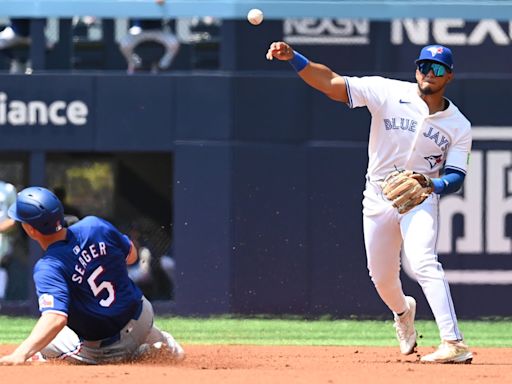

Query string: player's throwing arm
[266,42,348,103]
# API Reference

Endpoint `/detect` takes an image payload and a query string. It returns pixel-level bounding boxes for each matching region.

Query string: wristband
[431,178,446,194]
[288,50,309,72]
[432,170,465,194]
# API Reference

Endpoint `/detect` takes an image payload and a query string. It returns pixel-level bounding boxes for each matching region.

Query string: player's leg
[104,296,185,361]
[102,296,159,363]
[144,324,185,360]
[38,326,95,364]
[151,31,180,69]
[401,200,461,339]
[400,199,472,363]
[41,297,154,364]
[363,207,417,354]
[119,32,144,73]
[364,208,407,313]
[79,297,155,363]
[126,30,180,71]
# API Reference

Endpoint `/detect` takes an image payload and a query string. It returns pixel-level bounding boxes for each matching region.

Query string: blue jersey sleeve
[97,217,132,259]
[34,259,69,316]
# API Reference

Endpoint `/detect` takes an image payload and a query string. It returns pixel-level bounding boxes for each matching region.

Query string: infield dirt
[0,345,511,383]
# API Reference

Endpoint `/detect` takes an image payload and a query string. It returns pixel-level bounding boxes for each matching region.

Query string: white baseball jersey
[0,181,16,259]
[344,76,472,215]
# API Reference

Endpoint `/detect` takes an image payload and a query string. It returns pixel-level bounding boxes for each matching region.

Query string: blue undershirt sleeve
[431,168,465,195]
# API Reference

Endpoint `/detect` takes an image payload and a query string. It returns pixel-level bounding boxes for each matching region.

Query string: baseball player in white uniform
[266,42,473,364]
[0,181,17,299]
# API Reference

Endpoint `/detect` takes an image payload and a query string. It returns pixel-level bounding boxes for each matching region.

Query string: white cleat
[421,340,473,364]
[134,343,151,359]
[393,296,417,355]
[27,352,47,363]
[161,331,186,361]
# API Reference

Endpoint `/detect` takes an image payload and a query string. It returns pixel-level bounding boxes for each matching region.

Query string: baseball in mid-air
[247,8,264,25]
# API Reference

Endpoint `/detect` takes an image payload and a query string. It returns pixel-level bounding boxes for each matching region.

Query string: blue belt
[88,299,144,348]
[131,298,144,321]
[99,333,121,348]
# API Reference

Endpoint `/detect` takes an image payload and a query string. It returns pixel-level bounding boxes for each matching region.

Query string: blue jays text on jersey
[383,117,451,152]
[72,241,108,284]
[423,126,450,151]
[384,117,418,132]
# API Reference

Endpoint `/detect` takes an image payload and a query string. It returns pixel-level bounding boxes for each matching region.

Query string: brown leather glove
[381,170,434,214]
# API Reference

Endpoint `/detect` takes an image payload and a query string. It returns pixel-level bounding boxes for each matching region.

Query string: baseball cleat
[393,296,417,355]
[27,352,47,363]
[134,343,151,359]
[420,340,473,364]
[161,331,186,361]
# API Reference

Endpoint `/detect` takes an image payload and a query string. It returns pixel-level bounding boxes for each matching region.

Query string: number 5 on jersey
[87,266,115,307]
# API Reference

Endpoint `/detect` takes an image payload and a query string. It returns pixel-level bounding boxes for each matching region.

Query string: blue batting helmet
[8,186,64,235]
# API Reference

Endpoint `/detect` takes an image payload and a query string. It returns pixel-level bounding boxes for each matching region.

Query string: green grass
[1,316,511,347]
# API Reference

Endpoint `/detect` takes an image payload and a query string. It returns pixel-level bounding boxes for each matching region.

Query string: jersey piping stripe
[58,343,82,360]
[344,76,354,108]
[434,197,462,340]
[444,165,467,175]
[441,277,462,340]
[434,194,440,255]
[41,309,68,317]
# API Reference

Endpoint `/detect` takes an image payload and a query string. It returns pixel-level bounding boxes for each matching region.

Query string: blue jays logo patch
[427,46,444,57]
[425,154,443,169]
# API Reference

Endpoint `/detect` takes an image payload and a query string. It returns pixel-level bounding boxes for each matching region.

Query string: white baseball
[247,8,264,25]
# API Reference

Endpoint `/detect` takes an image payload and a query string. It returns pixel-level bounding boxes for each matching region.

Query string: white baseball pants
[363,194,463,341]
[40,296,173,364]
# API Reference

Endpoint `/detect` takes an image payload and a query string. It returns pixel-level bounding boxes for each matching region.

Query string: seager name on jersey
[384,118,417,132]
[71,242,107,284]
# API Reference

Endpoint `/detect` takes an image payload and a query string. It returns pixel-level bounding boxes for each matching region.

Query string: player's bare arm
[0,312,67,365]
[266,41,348,103]
[126,240,138,265]
[0,218,15,233]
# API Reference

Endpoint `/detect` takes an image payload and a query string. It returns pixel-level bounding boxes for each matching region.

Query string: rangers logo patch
[38,293,55,310]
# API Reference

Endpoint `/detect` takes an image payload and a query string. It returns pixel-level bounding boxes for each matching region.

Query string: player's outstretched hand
[0,353,27,365]
[266,41,294,61]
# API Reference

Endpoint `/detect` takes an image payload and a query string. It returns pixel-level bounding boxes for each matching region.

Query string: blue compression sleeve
[288,51,309,72]
[431,168,465,195]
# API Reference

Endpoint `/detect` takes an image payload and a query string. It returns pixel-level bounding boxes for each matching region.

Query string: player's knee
[369,272,399,290]
[408,258,443,281]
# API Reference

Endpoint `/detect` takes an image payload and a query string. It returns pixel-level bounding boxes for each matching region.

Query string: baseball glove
[381,170,434,214]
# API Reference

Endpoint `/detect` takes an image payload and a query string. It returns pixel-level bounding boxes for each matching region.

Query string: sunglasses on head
[417,61,451,77]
